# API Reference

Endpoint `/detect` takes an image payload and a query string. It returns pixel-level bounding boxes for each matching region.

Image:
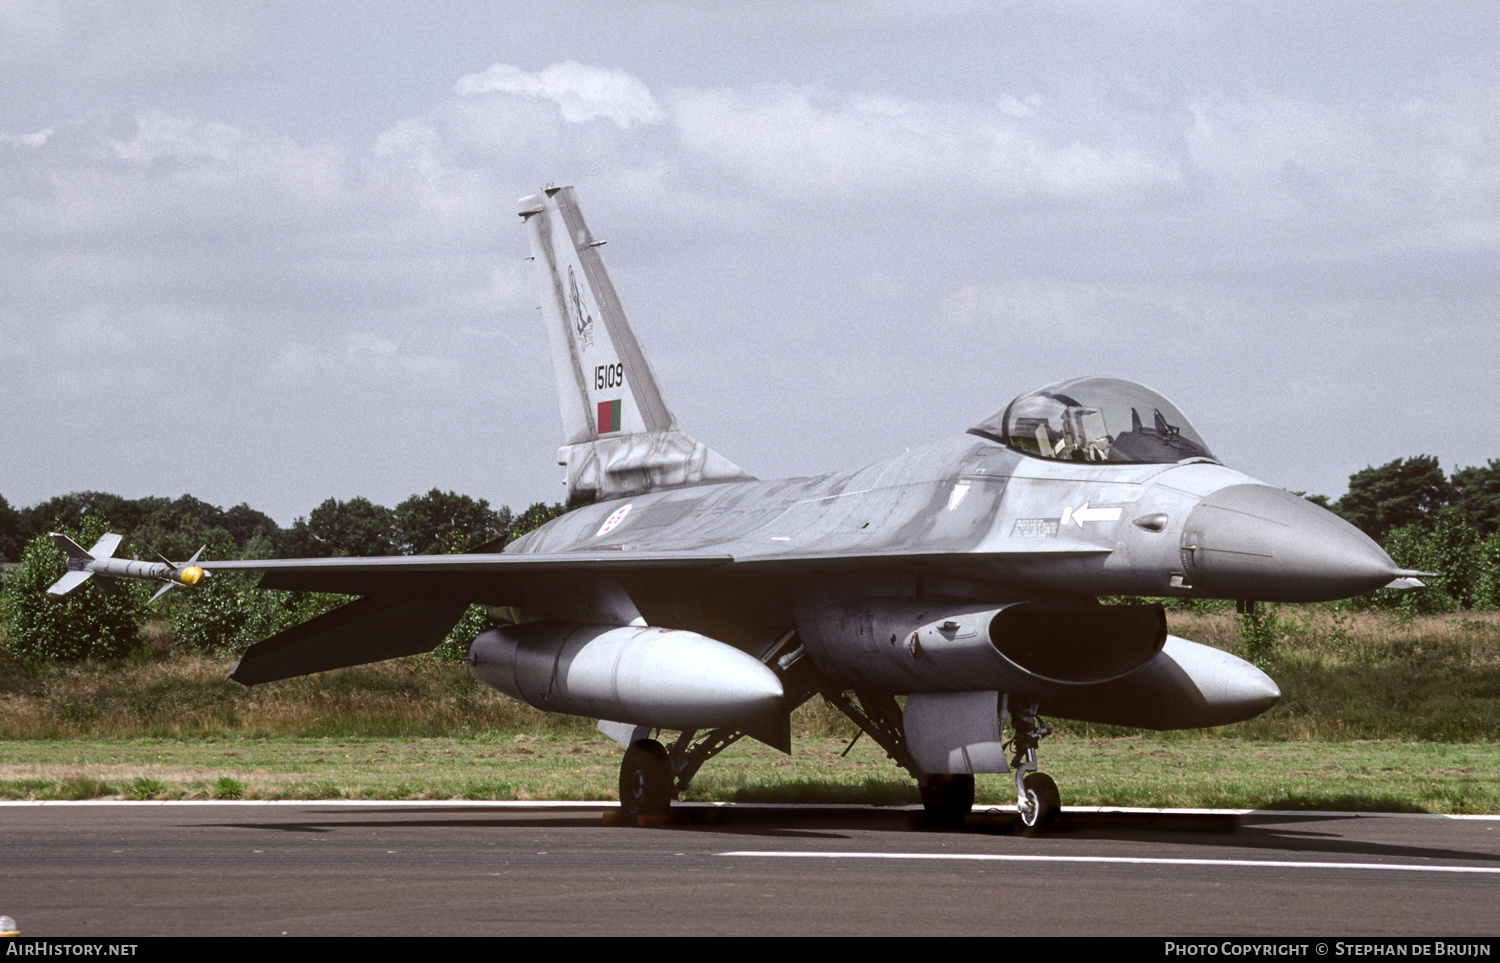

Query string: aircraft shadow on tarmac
[199,805,1500,861]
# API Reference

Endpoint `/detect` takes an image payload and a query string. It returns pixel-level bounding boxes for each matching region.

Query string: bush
[1237,604,1286,667]
[0,517,148,663]
[1373,511,1500,614]
[161,526,345,654]
[435,605,492,661]
[169,572,346,654]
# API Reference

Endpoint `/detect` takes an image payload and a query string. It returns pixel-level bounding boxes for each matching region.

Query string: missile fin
[46,570,93,597]
[48,532,93,561]
[88,533,122,559]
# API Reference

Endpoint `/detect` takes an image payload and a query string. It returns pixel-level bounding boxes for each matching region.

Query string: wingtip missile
[44,533,209,602]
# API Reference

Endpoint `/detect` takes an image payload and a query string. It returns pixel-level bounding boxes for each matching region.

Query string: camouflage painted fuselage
[510,430,1394,638]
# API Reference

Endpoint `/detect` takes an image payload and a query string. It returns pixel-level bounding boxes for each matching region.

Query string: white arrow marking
[1066,503,1122,527]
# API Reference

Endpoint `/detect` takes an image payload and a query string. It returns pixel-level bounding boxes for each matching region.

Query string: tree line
[1306,456,1500,613]
[1,454,1497,664]
[0,489,563,565]
[0,490,566,665]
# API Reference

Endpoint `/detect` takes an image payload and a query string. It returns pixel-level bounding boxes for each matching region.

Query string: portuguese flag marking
[597,399,622,434]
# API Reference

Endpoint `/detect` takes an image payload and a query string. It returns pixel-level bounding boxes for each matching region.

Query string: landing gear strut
[1006,697,1057,835]
[619,739,672,817]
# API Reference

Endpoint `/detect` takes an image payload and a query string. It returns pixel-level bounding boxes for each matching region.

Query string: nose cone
[1182,484,1401,601]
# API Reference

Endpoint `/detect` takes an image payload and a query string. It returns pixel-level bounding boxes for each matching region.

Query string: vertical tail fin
[519,186,752,506]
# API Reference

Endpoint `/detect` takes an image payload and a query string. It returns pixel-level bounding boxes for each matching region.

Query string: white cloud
[1182,80,1500,248]
[671,83,1182,206]
[453,61,663,128]
[0,127,52,147]
[275,332,461,383]
[4,37,1500,516]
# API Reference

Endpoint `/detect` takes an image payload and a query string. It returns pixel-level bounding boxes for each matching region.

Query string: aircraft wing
[200,541,1112,600]
[90,542,1112,687]
[203,551,735,598]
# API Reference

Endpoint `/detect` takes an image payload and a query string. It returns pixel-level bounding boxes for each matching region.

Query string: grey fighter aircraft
[49,185,1427,830]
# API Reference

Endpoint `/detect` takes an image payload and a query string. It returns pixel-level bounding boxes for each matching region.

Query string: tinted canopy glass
[971,377,1216,465]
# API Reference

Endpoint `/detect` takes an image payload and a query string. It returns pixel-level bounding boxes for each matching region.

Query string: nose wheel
[1017,771,1059,835]
[1006,696,1059,835]
[619,739,672,817]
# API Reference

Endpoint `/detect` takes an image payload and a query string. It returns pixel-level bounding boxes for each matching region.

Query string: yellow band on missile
[178,566,205,586]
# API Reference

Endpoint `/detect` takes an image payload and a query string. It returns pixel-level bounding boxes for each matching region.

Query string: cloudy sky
[3,1,1497,525]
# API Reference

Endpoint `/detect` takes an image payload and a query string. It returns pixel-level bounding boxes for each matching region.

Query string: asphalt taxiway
[1,802,1496,936]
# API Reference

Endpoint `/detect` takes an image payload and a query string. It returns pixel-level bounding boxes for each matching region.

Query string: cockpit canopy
[970,377,1217,465]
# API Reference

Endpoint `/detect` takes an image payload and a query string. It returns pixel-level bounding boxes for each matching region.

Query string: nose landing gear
[1007,697,1057,835]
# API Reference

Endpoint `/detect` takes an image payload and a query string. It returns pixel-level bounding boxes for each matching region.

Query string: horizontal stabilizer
[230,597,470,686]
[562,430,753,506]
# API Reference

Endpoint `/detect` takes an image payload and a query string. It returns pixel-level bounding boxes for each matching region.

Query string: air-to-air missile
[46,532,205,602]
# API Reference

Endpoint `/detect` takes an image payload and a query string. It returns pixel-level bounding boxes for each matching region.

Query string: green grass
[4,609,1497,742]
[2,608,1499,813]
[1,733,1496,814]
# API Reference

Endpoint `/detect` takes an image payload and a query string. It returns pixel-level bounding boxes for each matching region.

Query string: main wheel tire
[920,773,975,828]
[619,739,672,817]
[1018,771,1060,836]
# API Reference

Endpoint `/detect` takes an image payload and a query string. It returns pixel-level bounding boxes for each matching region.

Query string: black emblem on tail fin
[568,265,595,350]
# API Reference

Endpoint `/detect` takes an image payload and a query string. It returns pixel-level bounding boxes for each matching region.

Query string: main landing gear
[613,632,817,820]
[609,638,1064,834]
[919,774,975,828]
[619,739,673,818]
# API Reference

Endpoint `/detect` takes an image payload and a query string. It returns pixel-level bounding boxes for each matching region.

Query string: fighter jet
[49,185,1426,830]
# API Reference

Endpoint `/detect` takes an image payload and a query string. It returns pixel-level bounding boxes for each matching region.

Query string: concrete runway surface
[1,802,1497,936]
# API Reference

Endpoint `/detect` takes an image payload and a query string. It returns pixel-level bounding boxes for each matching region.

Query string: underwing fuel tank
[796,597,1166,694]
[467,622,784,730]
